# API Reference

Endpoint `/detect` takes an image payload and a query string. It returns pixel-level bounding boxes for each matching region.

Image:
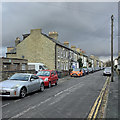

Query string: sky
[1,2,118,62]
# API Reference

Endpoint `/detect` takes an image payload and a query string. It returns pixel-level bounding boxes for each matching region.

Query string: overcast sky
[2,2,118,62]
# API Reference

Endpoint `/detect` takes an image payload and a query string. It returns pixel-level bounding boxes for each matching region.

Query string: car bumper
[71,73,80,77]
[103,73,111,76]
[0,88,20,97]
[44,81,49,86]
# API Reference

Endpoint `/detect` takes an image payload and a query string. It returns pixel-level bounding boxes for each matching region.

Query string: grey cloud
[2,2,118,59]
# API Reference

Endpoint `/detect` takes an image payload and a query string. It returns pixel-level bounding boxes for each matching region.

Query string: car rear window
[37,71,50,76]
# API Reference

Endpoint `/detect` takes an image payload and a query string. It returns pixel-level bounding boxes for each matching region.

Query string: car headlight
[11,85,20,89]
[44,78,48,81]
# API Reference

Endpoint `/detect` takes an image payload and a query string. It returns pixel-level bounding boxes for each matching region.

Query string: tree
[77,58,83,68]
[105,60,111,67]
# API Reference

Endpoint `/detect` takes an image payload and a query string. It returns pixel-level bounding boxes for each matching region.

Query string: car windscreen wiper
[10,79,20,80]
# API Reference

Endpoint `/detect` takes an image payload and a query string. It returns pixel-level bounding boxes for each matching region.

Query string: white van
[28,63,48,72]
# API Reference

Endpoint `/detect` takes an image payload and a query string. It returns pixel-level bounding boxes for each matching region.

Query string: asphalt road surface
[1,70,107,119]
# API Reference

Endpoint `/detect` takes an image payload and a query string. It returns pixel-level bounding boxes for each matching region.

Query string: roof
[7,31,87,56]
[23,34,30,40]
[41,33,81,55]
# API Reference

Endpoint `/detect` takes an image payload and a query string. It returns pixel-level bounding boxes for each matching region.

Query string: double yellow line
[87,77,110,119]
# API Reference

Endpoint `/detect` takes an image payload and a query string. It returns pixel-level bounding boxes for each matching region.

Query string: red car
[36,70,58,88]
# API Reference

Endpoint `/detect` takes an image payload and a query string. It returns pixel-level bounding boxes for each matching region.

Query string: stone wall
[0,70,35,81]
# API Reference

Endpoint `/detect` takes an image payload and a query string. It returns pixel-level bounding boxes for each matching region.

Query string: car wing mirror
[51,74,54,77]
[30,78,34,81]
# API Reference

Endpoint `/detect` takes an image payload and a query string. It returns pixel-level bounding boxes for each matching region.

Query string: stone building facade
[6,29,85,71]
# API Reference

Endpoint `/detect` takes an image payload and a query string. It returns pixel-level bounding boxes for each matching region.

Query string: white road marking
[14,99,21,103]
[55,82,84,97]
[10,82,84,118]
[10,97,52,118]
[37,98,52,107]
[2,103,10,108]
[50,83,84,105]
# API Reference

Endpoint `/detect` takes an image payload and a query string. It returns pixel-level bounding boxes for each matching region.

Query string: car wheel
[55,80,58,85]
[40,83,44,92]
[48,82,51,88]
[20,87,27,98]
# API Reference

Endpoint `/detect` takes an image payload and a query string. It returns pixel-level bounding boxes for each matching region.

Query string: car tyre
[40,83,44,92]
[20,87,27,98]
[55,80,58,86]
[48,82,51,88]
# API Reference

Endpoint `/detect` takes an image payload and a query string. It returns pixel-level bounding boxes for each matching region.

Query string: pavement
[105,72,119,119]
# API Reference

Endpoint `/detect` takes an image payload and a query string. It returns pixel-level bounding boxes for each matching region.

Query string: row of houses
[5,28,104,72]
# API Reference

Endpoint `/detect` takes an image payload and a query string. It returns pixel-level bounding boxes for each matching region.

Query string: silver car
[0,73,44,98]
[103,67,111,76]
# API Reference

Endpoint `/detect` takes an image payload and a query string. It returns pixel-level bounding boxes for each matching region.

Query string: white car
[103,67,111,76]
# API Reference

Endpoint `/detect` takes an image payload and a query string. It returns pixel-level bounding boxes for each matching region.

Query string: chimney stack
[15,37,20,46]
[49,32,58,40]
[30,29,42,34]
[76,48,80,53]
[64,41,69,47]
[71,45,76,51]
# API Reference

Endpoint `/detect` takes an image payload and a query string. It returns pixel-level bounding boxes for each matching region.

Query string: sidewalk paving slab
[106,73,119,119]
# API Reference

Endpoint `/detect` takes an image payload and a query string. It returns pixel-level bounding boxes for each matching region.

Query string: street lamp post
[111,15,114,82]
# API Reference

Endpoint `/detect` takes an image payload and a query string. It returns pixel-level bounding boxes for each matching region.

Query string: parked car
[70,68,83,77]
[81,68,86,76]
[83,68,89,74]
[36,70,58,88]
[28,63,48,73]
[103,67,111,76]
[0,73,44,98]
[88,67,94,73]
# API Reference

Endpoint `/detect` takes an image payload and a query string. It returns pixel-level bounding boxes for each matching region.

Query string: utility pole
[111,15,114,82]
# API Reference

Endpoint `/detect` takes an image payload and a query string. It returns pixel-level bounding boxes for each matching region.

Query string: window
[61,62,64,70]
[57,48,61,58]
[63,50,66,57]
[57,61,60,69]
[64,63,66,70]
[66,51,68,58]
[61,49,63,58]
[31,75,39,79]
[54,71,56,75]
[22,64,26,70]
[3,63,11,71]
[37,71,50,76]
[28,65,35,70]
[51,72,54,76]
[13,63,20,70]
[66,63,68,70]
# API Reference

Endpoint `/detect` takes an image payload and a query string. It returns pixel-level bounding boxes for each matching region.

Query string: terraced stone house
[6,29,87,71]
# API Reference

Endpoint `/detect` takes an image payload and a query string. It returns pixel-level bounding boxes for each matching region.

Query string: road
[1,70,107,119]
